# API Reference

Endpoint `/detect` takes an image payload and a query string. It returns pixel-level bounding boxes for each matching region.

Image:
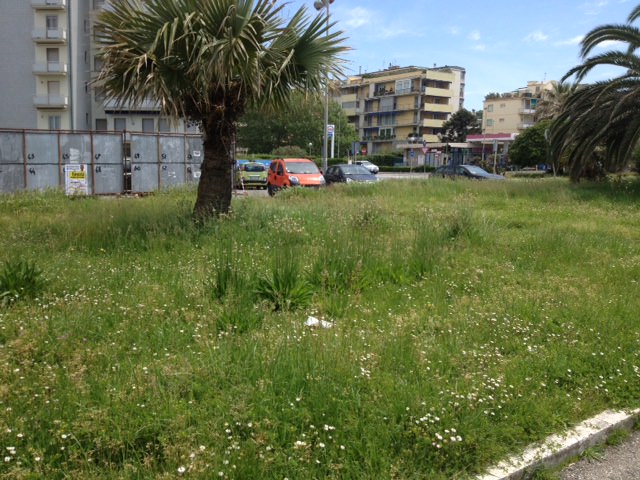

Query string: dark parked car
[324,164,379,184]
[434,164,505,180]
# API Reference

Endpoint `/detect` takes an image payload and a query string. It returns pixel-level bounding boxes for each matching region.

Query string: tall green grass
[0,177,638,478]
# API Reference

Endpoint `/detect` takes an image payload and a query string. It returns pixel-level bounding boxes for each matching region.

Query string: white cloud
[596,39,625,48]
[525,31,549,42]
[472,44,486,52]
[555,35,585,46]
[343,7,373,28]
[449,26,460,35]
[582,0,611,15]
[468,30,481,41]
[379,27,415,39]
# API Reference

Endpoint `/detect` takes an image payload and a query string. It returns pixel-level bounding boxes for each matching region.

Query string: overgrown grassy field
[1,177,639,479]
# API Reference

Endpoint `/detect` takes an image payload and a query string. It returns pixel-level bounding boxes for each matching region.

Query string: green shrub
[0,258,46,306]
[255,255,314,311]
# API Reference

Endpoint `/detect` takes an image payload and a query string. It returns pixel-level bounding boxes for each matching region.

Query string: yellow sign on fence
[64,164,89,196]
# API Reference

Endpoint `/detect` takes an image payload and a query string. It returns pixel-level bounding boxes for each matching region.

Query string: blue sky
[281,0,636,111]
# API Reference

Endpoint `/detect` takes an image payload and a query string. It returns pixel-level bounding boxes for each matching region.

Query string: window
[46,16,58,38]
[47,80,60,99]
[500,103,506,108]
[114,118,126,131]
[94,55,103,72]
[158,118,170,132]
[395,79,411,95]
[94,87,105,103]
[487,104,494,112]
[46,48,59,71]
[142,118,154,132]
[499,118,504,123]
[48,115,61,130]
[380,128,394,138]
[95,118,107,130]
[486,119,494,127]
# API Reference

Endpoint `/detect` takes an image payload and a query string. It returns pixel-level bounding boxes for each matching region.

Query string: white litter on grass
[304,316,333,329]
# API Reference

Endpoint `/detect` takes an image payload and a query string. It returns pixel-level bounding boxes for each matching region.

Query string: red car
[267,158,325,196]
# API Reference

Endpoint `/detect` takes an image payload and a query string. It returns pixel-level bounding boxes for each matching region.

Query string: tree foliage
[440,109,481,142]
[549,4,640,181]
[94,0,347,218]
[237,91,357,157]
[535,81,577,122]
[509,121,551,168]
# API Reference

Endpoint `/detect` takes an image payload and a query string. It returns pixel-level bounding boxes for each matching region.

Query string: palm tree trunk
[193,122,235,220]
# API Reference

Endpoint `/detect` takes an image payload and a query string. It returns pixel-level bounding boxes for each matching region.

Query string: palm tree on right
[549,4,640,181]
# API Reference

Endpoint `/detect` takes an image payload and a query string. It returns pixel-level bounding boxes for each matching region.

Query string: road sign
[421,146,429,154]
[327,124,335,138]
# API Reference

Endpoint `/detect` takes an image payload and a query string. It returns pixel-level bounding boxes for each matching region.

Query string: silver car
[355,160,379,174]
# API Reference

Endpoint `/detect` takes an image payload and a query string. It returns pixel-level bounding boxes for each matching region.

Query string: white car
[355,160,379,174]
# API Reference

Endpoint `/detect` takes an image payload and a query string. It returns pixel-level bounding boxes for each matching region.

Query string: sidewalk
[476,409,639,480]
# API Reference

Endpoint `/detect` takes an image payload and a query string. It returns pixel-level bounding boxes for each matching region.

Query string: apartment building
[482,80,553,135]
[0,0,188,133]
[338,65,465,155]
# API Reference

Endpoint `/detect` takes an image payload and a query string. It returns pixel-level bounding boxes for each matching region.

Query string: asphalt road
[233,172,431,198]
[559,430,640,480]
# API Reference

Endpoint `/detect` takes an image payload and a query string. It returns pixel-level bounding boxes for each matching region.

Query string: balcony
[423,103,453,114]
[103,98,161,112]
[32,0,66,8]
[519,108,536,115]
[33,95,69,108]
[422,118,444,128]
[32,62,68,75]
[424,86,451,97]
[518,123,534,130]
[32,28,68,43]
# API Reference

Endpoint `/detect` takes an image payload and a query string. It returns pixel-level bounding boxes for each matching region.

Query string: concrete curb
[476,408,640,480]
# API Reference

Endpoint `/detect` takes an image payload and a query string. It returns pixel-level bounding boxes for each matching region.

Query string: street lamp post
[437,133,448,166]
[314,0,334,173]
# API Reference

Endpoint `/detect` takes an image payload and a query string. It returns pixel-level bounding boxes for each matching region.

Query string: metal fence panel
[0,129,206,195]
[24,132,60,190]
[130,134,159,193]
[0,132,25,193]
[159,136,185,188]
[0,165,25,193]
[185,136,203,183]
[60,133,93,194]
[93,133,124,195]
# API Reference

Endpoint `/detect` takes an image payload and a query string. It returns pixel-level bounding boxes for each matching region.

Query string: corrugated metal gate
[0,129,203,195]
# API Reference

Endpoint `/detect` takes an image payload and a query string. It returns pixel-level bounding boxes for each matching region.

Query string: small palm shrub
[0,258,46,306]
[255,256,314,311]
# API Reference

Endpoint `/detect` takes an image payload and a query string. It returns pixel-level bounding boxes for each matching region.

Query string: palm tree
[94,0,347,219]
[548,4,640,181]
[534,81,576,122]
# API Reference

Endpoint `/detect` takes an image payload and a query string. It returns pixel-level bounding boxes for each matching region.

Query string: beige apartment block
[482,80,553,135]
[338,65,465,155]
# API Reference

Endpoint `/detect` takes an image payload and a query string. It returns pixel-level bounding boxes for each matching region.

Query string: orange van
[267,158,326,196]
